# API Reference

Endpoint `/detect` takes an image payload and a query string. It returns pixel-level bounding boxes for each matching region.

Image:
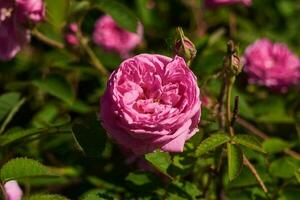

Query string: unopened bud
[174,27,197,65]
[223,40,243,76]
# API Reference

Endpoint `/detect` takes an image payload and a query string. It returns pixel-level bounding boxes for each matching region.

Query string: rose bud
[100,54,201,155]
[174,37,197,65]
[93,15,143,58]
[64,23,80,46]
[204,0,252,8]
[243,38,300,92]
[4,180,23,200]
[174,28,196,65]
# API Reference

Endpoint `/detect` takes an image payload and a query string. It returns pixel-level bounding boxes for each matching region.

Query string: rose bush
[100,54,201,154]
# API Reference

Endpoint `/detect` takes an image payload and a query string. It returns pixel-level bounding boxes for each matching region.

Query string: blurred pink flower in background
[4,180,23,200]
[0,0,45,61]
[100,54,201,155]
[16,0,45,23]
[93,15,143,58]
[243,38,300,92]
[204,0,252,8]
[64,23,80,46]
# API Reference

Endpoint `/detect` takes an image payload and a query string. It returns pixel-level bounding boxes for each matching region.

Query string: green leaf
[26,194,69,200]
[126,172,152,186]
[96,0,138,32]
[0,92,20,122]
[269,157,298,178]
[227,143,243,181]
[0,158,57,182]
[195,133,230,156]
[232,134,265,153]
[45,0,69,28]
[263,138,290,154]
[72,117,106,157]
[295,169,300,184]
[145,151,172,177]
[33,75,74,104]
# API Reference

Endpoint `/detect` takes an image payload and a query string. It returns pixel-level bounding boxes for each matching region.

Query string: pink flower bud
[243,38,300,92]
[93,15,143,57]
[64,23,80,46]
[4,180,23,200]
[100,54,201,155]
[174,37,197,64]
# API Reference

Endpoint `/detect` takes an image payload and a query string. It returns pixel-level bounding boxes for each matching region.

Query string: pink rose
[100,54,201,155]
[243,38,300,92]
[93,15,143,57]
[16,0,45,23]
[64,23,80,46]
[0,0,45,61]
[204,0,252,8]
[4,180,23,200]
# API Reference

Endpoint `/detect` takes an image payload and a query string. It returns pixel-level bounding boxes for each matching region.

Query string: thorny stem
[243,155,268,193]
[218,75,226,130]
[223,41,268,193]
[32,29,65,49]
[231,96,239,127]
[225,77,235,136]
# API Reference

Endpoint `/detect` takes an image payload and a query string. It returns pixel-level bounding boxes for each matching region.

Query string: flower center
[0,7,13,22]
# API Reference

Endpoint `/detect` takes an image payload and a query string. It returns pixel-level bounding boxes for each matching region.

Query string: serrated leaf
[263,138,290,154]
[227,143,243,181]
[26,194,69,200]
[96,0,138,32]
[72,117,106,157]
[233,134,265,153]
[145,151,172,178]
[33,75,74,104]
[195,133,230,156]
[0,158,58,182]
[0,92,20,122]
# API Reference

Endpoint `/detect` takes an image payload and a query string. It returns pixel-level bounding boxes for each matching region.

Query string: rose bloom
[204,0,252,8]
[4,180,23,200]
[16,0,45,23]
[100,54,201,155]
[64,23,80,46]
[0,0,45,61]
[93,15,143,57]
[243,38,300,92]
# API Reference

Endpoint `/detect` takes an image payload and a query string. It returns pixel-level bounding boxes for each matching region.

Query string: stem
[80,38,109,76]
[225,77,235,136]
[0,184,8,200]
[243,155,268,193]
[32,29,64,49]
[0,98,26,135]
[218,75,227,130]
